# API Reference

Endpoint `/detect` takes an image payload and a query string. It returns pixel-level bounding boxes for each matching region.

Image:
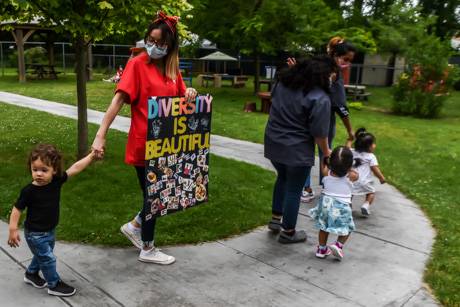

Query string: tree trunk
[324,0,341,10]
[14,29,26,83]
[46,32,55,66]
[74,36,88,159]
[253,52,260,94]
[352,0,364,24]
[86,43,93,81]
[252,1,263,94]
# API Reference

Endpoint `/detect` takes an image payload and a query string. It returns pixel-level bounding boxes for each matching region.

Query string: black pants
[135,166,156,243]
[271,161,311,230]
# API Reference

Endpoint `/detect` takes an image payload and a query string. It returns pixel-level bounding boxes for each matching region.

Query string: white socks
[127,222,140,232]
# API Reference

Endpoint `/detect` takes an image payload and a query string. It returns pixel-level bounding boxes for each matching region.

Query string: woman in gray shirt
[264,56,336,243]
[301,38,356,201]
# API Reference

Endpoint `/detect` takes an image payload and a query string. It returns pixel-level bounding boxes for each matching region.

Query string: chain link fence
[1,40,407,87]
[0,41,133,76]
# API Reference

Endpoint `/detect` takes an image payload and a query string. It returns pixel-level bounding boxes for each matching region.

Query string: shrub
[348,101,363,110]
[392,68,453,118]
[24,47,48,64]
[392,35,454,118]
[451,65,460,91]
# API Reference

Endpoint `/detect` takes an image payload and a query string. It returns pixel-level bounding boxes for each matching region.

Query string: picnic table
[197,74,248,88]
[220,74,249,88]
[197,74,216,87]
[344,84,371,101]
[26,63,60,79]
[257,91,272,114]
[259,79,274,91]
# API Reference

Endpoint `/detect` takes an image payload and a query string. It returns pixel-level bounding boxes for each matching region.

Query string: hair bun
[355,127,366,138]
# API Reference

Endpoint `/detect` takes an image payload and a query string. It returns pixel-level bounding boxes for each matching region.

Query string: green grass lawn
[0,73,269,142]
[0,102,275,246]
[0,74,460,305]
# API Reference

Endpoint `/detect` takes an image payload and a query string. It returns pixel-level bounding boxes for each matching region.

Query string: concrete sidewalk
[0,92,439,306]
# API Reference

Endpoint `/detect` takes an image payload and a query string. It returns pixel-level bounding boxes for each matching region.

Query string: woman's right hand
[91,135,106,160]
[286,57,297,67]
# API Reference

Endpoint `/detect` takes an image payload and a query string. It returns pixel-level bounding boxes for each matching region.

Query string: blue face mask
[146,43,168,59]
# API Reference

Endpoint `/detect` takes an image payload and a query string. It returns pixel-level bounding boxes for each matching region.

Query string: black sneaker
[278,230,307,244]
[47,280,76,297]
[24,271,47,289]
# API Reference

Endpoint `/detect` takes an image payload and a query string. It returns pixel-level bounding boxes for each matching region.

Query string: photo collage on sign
[145,149,210,219]
[144,95,212,219]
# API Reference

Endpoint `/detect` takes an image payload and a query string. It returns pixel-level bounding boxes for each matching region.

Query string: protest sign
[144,95,212,219]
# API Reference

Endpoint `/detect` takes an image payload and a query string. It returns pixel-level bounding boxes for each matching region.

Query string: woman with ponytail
[289,37,358,202]
[91,11,198,265]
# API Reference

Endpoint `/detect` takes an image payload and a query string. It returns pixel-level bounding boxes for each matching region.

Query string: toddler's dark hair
[354,127,376,153]
[28,144,63,176]
[329,146,353,177]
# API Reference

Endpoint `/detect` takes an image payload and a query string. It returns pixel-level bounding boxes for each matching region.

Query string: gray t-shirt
[264,83,331,166]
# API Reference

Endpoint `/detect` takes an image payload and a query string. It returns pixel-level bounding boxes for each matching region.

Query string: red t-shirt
[116,52,186,166]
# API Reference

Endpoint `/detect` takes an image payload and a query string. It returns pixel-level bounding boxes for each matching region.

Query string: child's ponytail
[355,127,367,139]
[353,158,362,168]
[354,127,376,153]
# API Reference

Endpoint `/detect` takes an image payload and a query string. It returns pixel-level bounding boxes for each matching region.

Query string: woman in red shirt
[91,12,197,265]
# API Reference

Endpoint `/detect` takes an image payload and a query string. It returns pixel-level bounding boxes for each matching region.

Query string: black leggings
[135,166,156,243]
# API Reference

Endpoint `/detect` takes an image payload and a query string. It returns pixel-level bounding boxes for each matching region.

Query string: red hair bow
[154,11,179,34]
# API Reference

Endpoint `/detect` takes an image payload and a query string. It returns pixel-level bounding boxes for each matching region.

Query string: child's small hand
[89,149,104,162]
[89,150,97,160]
[348,169,359,182]
[8,229,21,248]
[91,135,106,160]
[380,178,386,184]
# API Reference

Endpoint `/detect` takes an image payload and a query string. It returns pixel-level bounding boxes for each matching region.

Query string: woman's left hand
[286,57,297,67]
[185,87,198,102]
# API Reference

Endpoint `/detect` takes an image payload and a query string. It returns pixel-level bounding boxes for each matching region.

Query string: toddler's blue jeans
[25,228,60,288]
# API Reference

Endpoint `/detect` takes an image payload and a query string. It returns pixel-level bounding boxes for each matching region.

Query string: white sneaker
[139,248,175,265]
[329,242,344,261]
[361,203,371,216]
[300,190,315,203]
[120,223,142,249]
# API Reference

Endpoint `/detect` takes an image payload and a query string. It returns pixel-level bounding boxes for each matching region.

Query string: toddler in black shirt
[8,143,94,297]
